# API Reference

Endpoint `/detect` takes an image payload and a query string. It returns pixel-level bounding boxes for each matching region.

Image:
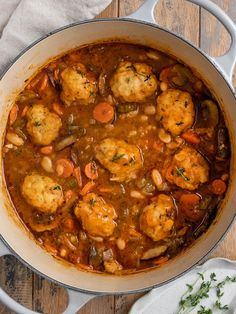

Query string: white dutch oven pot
[0,0,236,313]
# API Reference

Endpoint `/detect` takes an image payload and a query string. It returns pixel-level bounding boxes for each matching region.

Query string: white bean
[152,169,163,188]
[89,235,103,242]
[144,105,156,115]
[140,115,148,122]
[146,50,160,60]
[160,82,168,92]
[56,164,64,176]
[116,238,126,250]
[60,248,68,257]
[41,156,53,173]
[141,245,168,260]
[89,118,96,125]
[130,190,145,199]
[128,130,137,137]
[158,128,171,144]
[105,124,114,130]
[5,144,13,149]
[6,132,24,146]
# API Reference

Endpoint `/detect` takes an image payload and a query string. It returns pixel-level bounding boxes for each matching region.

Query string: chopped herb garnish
[76,70,85,77]
[89,199,97,206]
[52,185,61,190]
[175,167,190,181]
[129,156,136,164]
[176,121,184,126]
[117,103,138,114]
[126,64,151,81]
[90,161,97,173]
[34,121,41,127]
[89,91,95,97]
[66,178,77,189]
[111,153,125,162]
[144,74,151,82]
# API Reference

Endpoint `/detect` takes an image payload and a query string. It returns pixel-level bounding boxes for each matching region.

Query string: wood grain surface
[0,1,235,313]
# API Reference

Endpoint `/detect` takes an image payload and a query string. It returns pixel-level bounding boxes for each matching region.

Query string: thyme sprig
[176,272,236,314]
[175,167,190,181]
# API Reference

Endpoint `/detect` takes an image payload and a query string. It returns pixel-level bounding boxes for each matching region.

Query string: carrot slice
[54,69,59,80]
[98,186,113,193]
[44,243,58,255]
[93,102,114,123]
[63,217,76,232]
[153,141,164,152]
[128,228,142,238]
[38,74,49,91]
[80,181,96,196]
[21,105,29,117]
[64,190,75,202]
[159,67,171,82]
[47,61,59,70]
[211,179,226,195]
[40,145,53,155]
[56,159,74,178]
[78,263,93,270]
[179,193,200,208]
[179,193,202,222]
[84,161,98,180]
[181,130,200,144]
[52,102,64,116]
[74,167,82,187]
[153,256,169,265]
[9,104,19,125]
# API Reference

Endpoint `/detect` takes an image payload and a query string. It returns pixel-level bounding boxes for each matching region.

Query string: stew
[3,43,230,274]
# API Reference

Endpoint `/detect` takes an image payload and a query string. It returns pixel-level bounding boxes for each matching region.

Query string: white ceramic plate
[129,258,236,314]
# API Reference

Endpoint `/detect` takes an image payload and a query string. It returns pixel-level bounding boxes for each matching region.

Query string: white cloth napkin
[0,0,111,74]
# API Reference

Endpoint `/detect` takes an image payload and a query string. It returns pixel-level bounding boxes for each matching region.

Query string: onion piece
[55,135,77,151]
[141,245,168,260]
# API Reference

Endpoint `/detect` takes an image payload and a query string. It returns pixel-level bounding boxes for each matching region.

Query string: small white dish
[129,258,236,314]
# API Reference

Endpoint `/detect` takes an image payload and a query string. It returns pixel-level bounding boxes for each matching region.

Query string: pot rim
[0,17,235,295]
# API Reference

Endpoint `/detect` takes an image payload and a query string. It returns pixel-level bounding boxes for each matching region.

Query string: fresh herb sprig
[176,272,236,314]
[175,167,190,181]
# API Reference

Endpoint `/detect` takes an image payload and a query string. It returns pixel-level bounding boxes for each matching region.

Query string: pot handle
[127,0,236,86]
[62,289,96,314]
[0,239,96,314]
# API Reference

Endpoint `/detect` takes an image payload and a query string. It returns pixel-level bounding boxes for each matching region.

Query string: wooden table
[0,0,236,313]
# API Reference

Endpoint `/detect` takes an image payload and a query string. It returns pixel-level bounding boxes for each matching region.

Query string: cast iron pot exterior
[0,0,236,313]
